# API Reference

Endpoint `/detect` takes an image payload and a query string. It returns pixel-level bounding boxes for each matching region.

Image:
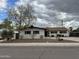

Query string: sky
[0,0,79,29]
[0,0,18,22]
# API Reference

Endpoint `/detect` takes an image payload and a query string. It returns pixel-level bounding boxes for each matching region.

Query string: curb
[0,43,79,46]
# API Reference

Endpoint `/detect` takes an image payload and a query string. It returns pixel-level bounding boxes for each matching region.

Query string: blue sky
[7,0,18,7]
[0,0,18,22]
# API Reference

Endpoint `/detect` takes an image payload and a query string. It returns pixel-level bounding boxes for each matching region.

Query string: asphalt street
[0,46,79,59]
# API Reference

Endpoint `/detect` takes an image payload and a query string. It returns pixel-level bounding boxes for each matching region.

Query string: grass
[2,39,79,43]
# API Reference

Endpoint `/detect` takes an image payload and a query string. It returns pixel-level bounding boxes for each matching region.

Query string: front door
[45,30,49,37]
[16,33,19,39]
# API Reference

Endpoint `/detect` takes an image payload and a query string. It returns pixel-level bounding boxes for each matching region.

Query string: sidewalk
[0,43,79,46]
[0,40,5,42]
[62,37,79,42]
[45,37,79,42]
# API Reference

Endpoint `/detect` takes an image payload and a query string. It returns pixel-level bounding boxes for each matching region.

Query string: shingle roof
[20,25,45,31]
[27,25,45,29]
[46,27,68,31]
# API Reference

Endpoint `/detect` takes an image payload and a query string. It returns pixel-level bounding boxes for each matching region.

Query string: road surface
[0,46,79,59]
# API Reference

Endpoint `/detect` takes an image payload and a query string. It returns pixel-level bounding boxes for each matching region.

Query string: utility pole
[61,20,64,27]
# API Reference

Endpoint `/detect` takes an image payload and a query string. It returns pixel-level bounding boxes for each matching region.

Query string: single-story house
[18,26,69,39]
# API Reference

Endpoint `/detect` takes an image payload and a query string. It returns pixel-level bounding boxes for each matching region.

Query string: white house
[20,26,45,39]
[46,27,69,37]
[19,26,70,39]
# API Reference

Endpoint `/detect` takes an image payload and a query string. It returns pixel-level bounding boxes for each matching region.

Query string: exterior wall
[61,31,69,37]
[49,31,69,37]
[20,28,45,39]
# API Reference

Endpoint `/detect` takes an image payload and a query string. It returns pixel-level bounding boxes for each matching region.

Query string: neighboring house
[70,29,79,37]
[20,26,45,39]
[45,27,69,37]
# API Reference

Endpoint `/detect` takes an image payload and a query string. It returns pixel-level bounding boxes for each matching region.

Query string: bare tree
[8,4,36,30]
[7,4,36,39]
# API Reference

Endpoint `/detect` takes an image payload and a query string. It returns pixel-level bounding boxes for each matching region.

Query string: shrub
[1,30,14,40]
[58,39,63,41]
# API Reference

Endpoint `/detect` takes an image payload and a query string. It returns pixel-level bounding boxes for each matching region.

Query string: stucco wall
[49,31,69,37]
[20,28,45,39]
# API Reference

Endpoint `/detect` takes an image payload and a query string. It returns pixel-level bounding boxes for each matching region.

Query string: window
[60,31,67,33]
[51,35,54,37]
[25,31,31,34]
[51,31,57,33]
[33,31,39,34]
[61,35,64,37]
